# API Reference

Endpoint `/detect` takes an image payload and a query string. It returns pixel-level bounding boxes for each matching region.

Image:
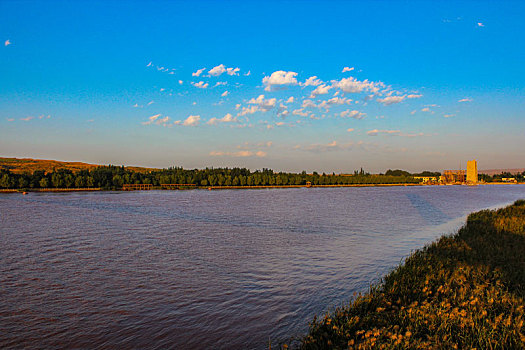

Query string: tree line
[0,166,421,190]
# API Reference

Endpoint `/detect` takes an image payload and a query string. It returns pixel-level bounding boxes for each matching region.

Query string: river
[1,185,525,349]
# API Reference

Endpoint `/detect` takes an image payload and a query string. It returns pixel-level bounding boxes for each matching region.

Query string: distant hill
[0,157,157,174]
[479,168,525,176]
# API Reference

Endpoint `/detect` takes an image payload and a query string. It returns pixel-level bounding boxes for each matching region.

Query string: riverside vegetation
[0,166,421,190]
[293,200,525,349]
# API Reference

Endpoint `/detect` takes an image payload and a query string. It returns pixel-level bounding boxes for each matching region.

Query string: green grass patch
[293,200,525,349]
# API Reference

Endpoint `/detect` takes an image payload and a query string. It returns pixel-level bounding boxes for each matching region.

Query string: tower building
[467,160,478,184]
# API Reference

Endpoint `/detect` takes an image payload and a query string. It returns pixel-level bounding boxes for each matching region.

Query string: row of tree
[3,166,520,190]
[0,166,421,190]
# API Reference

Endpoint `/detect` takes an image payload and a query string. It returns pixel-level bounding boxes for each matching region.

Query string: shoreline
[0,182,523,194]
[295,200,525,349]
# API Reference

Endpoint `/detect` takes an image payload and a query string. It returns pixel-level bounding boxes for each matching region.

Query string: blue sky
[1,0,523,173]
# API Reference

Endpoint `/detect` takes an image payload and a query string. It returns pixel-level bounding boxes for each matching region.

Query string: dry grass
[0,157,156,174]
[295,199,525,349]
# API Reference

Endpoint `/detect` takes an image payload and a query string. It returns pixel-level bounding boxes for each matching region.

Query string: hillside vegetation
[0,157,156,174]
[298,200,525,349]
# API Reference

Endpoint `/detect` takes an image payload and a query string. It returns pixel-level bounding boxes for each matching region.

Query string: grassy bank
[296,199,525,349]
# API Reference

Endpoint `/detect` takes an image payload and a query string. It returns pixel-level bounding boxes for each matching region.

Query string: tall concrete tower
[467,160,478,184]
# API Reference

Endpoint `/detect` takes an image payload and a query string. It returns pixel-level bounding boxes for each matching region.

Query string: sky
[1,0,524,173]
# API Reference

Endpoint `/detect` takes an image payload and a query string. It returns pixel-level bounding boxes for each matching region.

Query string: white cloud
[156,116,170,126]
[377,95,405,105]
[210,150,266,158]
[5,39,11,46]
[191,81,209,89]
[227,67,240,76]
[208,64,226,76]
[207,113,237,125]
[262,70,298,91]
[147,100,154,106]
[178,80,183,85]
[332,77,384,94]
[458,98,473,103]
[6,118,14,122]
[367,129,400,136]
[142,114,162,125]
[182,115,201,126]
[214,81,227,87]
[421,107,431,112]
[297,140,355,153]
[342,67,354,73]
[292,108,310,117]
[406,94,422,99]
[133,103,142,108]
[477,22,484,27]
[302,99,317,108]
[208,64,240,77]
[38,114,51,119]
[310,84,331,98]
[192,67,206,77]
[340,110,366,119]
[20,116,34,121]
[221,91,229,97]
[285,96,294,104]
[244,70,251,76]
[317,97,352,110]
[347,128,355,132]
[366,129,425,137]
[411,110,417,115]
[444,114,455,118]
[302,76,323,87]
[238,105,260,116]
[247,94,277,111]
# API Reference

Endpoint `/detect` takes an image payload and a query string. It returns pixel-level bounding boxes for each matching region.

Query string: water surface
[1,185,525,349]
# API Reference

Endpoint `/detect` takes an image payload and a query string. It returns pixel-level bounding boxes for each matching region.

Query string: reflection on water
[1,185,525,349]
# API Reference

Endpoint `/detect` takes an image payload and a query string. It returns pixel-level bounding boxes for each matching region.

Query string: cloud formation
[247,94,277,111]
[262,71,298,91]
[191,81,209,89]
[342,67,354,73]
[210,150,266,157]
[310,84,331,98]
[302,76,323,87]
[207,113,237,125]
[340,110,366,119]
[367,129,424,137]
[182,115,200,126]
[377,95,405,105]
[192,68,206,77]
[4,39,11,46]
[367,129,400,136]
[458,98,473,103]
[331,77,384,94]
[142,114,165,125]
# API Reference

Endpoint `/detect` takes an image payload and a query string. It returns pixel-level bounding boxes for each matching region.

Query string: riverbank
[2,183,523,194]
[296,199,525,349]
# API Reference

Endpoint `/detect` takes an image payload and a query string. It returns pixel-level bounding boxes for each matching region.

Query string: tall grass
[296,199,525,349]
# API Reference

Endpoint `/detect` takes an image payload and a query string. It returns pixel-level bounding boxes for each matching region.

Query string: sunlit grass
[293,199,525,349]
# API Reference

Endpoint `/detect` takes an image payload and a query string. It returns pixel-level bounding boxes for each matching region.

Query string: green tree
[51,173,63,188]
[39,177,49,188]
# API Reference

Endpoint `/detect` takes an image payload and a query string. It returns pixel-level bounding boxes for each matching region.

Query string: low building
[414,176,437,183]
[442,170,466,184]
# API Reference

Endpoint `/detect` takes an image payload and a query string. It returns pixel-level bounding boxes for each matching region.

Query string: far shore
[0,182,523,194]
